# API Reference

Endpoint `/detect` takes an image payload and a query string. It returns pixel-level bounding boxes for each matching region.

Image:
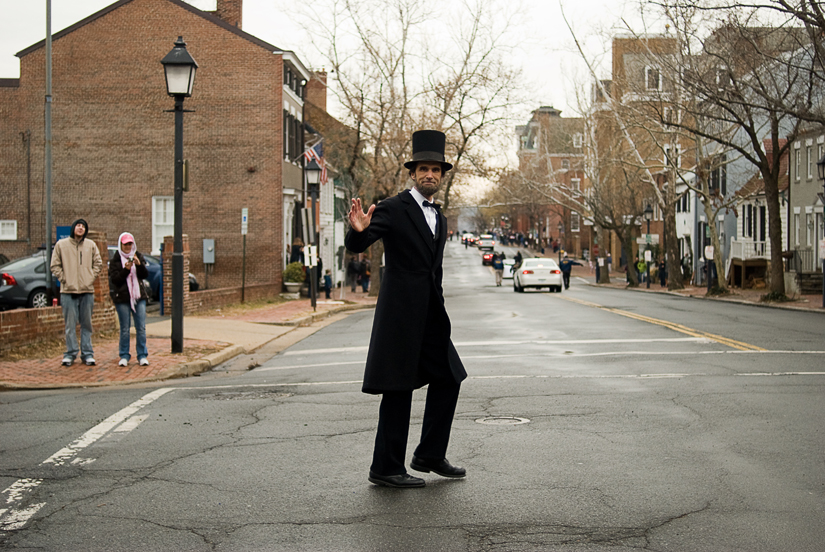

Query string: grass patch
[760,292,791,303]
[195,296,288,317]
[0,330,119,362]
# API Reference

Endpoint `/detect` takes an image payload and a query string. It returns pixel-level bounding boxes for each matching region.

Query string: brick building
[0,0,317,297]
[515,106,593,257]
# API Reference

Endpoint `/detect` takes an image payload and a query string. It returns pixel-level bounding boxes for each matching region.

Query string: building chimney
[306,71,328,112]
[215,0,242,28]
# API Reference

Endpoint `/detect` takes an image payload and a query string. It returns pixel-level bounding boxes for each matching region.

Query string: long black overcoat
[345,190,467,394]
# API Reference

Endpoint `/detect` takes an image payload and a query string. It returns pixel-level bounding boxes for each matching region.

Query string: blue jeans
[115,300,148,361]
[61,293,94,360]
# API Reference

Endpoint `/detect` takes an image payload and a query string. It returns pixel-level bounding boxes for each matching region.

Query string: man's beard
[416,180,440,198]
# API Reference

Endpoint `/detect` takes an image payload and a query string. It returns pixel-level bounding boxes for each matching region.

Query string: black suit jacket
[345,190,467,394]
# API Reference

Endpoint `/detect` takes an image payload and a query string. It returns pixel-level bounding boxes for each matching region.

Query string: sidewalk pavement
[0,291,377,390]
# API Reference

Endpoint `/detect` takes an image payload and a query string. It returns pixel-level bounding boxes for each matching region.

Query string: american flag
[303,142,328,185]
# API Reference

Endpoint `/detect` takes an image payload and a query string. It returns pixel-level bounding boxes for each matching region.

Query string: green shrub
[283,262,305,283]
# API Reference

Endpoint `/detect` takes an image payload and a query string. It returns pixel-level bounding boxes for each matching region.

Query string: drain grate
[475,416,530,425]
[200,391,293,401]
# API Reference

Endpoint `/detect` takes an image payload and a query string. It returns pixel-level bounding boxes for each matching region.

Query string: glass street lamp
[161,37,198,353]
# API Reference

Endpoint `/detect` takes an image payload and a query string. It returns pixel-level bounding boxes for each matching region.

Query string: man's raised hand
[348,198,375,232]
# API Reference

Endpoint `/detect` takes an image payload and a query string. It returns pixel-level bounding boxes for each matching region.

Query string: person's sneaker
[139,357,149,366]
[84,357,96,366]
[61,356,73,366]
[118,358,128,367]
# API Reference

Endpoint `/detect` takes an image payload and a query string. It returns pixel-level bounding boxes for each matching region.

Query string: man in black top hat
[346,130,467,488]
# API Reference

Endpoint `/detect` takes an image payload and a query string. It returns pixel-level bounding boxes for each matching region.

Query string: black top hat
[404,130,453,172]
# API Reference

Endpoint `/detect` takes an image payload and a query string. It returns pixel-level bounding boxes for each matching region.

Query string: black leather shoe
[410,456,466,478]
[368,471,426,488]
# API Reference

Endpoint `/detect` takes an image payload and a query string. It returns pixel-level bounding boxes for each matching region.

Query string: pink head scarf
[118,232,141,312]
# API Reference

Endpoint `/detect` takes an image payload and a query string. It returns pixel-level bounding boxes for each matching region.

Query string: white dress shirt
[410,187,437,235]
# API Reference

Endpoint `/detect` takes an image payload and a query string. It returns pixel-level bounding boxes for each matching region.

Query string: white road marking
[42,388,172,466]
[281,337,711,356]
[179,370,825,391]
[259,349,825,372]
[1,388,173,533]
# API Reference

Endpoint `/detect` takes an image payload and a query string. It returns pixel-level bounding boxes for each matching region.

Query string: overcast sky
[0,0,662,121]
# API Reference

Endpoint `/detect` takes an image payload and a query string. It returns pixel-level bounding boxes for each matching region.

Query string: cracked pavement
[2,242,824,551]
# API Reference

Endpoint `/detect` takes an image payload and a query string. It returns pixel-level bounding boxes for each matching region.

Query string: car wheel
[28,288,49,308]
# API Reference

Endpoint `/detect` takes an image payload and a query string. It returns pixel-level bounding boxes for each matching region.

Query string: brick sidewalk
[0,337,227,389]
[1,292,378,390]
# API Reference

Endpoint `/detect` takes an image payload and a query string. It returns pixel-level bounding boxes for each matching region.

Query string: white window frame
[795,149,801,181]
[794,213,800,246]
[664,144,681,168]
[561,159,570,170]
[570,212,581,232]
[571,178,581,191]
[572,133,583,148]
[645,66,661,91]
[807,145,813,179]
[0,220,17,241]
[152,196,174,255]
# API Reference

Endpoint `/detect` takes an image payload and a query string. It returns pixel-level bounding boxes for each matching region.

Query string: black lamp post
[557,221,564,262]
[305,158,322,310]
[816,152,825,308]
[161,37,198,353]
[643,203,653,289]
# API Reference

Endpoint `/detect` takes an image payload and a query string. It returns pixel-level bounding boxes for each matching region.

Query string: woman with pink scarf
[108,232,150,366]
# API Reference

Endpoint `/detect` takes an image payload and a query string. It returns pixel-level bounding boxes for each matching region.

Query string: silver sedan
[513,258,563,293]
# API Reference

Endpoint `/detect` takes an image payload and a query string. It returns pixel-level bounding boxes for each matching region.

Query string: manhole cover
[200,391,293,401]
[475,416,530,425]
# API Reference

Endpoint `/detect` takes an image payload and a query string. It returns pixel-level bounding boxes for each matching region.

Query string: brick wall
[162,234,194,315]
[0,0,285,297]
[188,282,282,313]
[0,231,116,351]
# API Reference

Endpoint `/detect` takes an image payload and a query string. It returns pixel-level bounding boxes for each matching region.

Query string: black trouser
[371,380,461,476]
[563,271,571,288]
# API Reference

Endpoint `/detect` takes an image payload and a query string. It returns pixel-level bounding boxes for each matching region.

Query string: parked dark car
[0,251,54,310]
[0,253,9,266]
[107,247,198,301]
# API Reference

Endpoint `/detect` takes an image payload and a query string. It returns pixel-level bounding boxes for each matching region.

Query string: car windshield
[1,254,47,272]
[521,259,558,269]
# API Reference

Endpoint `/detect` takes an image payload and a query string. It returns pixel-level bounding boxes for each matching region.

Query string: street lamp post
[557,221,564,263]
[305,159,322,311]
[644,204,653,289]
[161,37,198,353]
[816,153,825,308]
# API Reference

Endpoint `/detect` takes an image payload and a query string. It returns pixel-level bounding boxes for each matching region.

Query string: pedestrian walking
[637,257,647,284]
[359,258,371,292]
[658,259,667,288]
[559,253,583,290]
[108,232,150,367]
[492,252,504,286]
[346,256,360,292]
[323,269,332,299]
[50,218,103,366]
[345,129,467,489]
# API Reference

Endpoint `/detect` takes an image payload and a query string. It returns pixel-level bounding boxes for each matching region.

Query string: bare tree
[650,1,816,297]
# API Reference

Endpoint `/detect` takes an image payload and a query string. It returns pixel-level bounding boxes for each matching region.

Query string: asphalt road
[2,241,824,551]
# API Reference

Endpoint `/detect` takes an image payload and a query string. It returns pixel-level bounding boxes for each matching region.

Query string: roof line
[16,0,284,59]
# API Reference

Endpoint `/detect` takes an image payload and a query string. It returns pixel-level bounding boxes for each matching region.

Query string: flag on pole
[302,142,328,185]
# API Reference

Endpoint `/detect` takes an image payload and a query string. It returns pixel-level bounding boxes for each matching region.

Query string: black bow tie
[422,200,440,210]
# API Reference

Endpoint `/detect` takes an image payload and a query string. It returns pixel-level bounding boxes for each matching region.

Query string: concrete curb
[584,280,825,314]
[256,303,376,327]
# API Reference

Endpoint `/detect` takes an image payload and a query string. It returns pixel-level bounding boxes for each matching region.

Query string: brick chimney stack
[306,71,328,112]
[215,0,242,28]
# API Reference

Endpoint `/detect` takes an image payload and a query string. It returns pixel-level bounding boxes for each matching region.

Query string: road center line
[558,296,766,351]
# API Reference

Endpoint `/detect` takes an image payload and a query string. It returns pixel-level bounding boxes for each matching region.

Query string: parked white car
[513,258,563,292]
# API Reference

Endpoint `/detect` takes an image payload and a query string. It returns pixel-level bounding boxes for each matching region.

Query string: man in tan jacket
[50,219,103,366]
